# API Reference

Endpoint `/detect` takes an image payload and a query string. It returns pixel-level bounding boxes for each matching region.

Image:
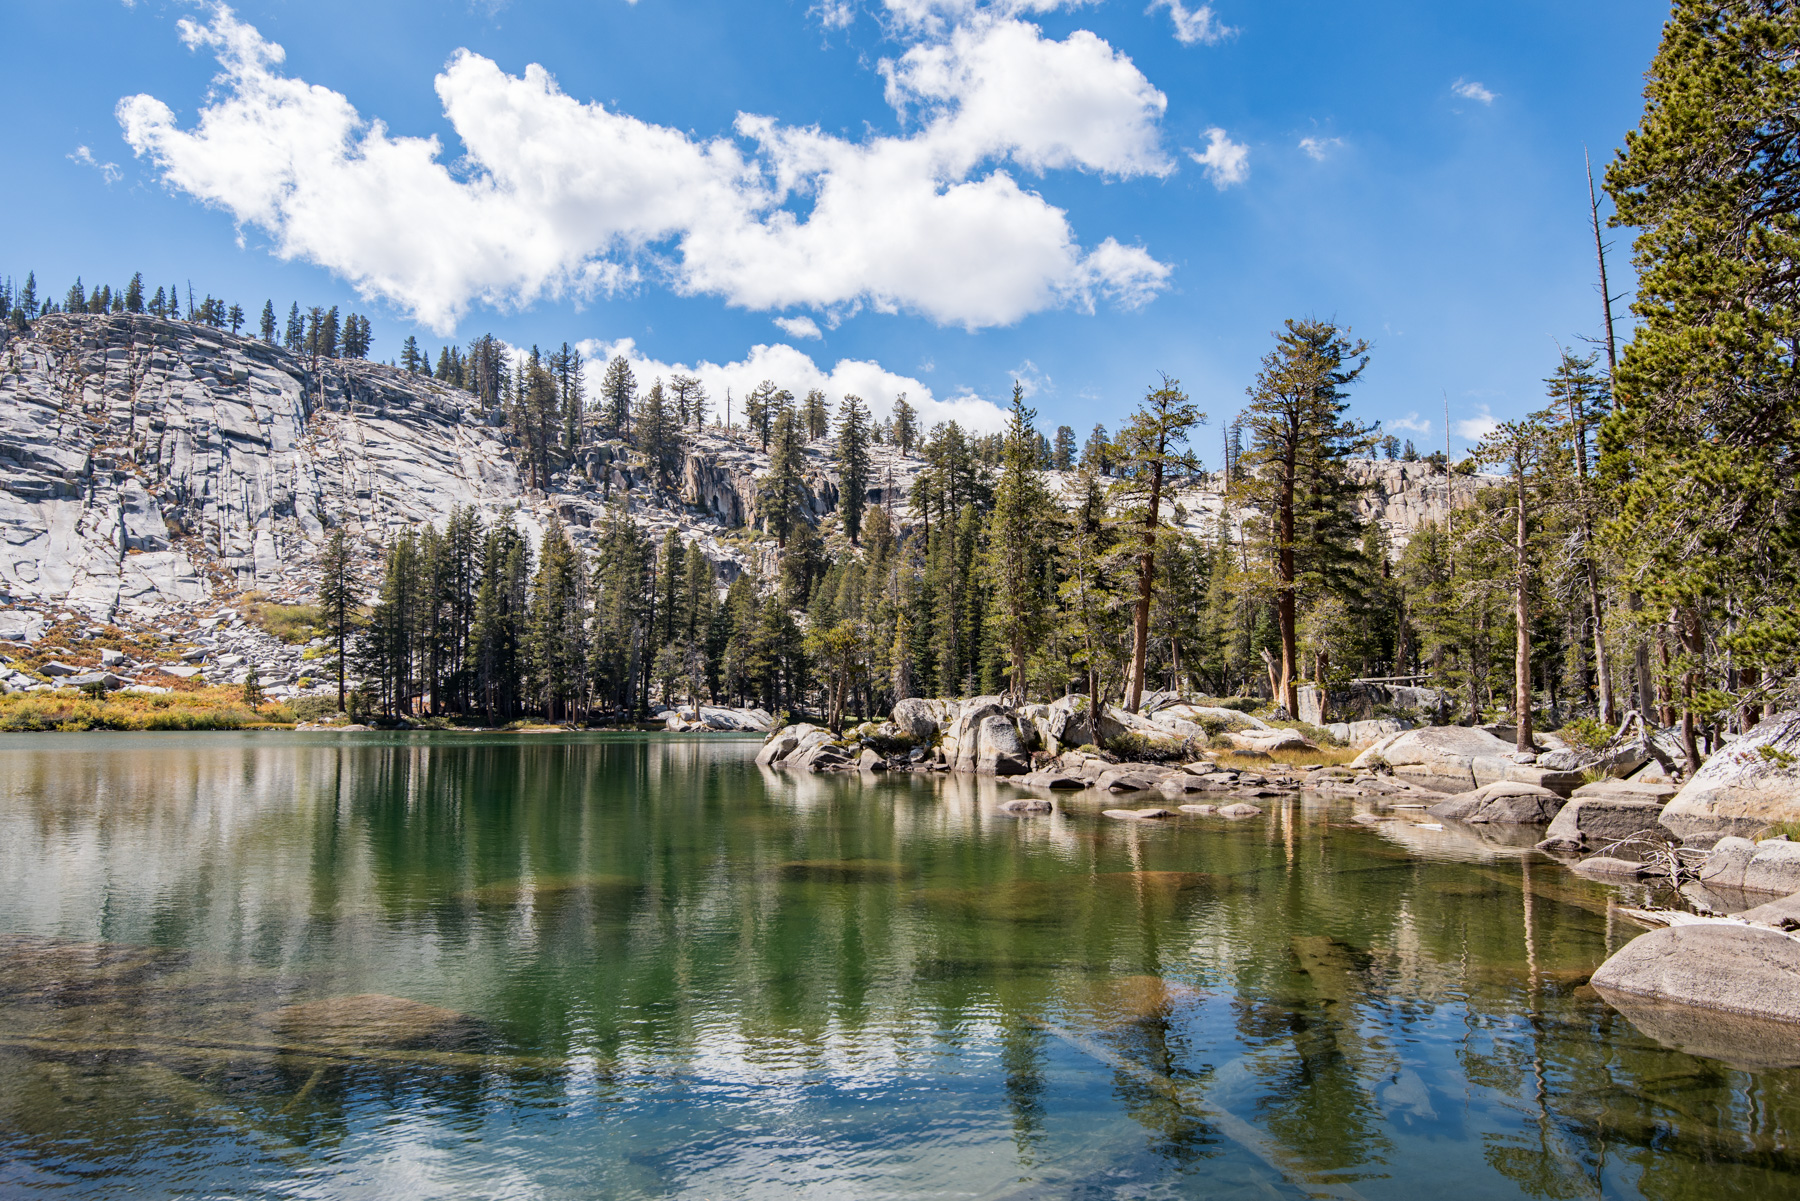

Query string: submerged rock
[1571,855,1651,880]
[261,994,484,1051]
[1103,807,1175,820]
[1216,802,1264,819]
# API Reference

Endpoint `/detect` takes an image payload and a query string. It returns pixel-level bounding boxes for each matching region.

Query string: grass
[0,686,294,731]
[238,597,322,645]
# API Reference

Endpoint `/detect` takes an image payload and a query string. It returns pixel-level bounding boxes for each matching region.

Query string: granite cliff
[0,312,1491,641]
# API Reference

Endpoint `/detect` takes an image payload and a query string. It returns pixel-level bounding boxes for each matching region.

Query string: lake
[0,732,1795,1199]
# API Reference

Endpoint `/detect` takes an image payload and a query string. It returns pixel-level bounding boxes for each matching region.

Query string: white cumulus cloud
[1297,135,1342,161]
[117,5,1170,334]
[1454,404,1498,441]
[579,336,1009,433]
[773,315,823,339]
[1387,411,1430,434]
[1189,126,1248,189]
[1452,78,1496,104]
[1146,0,1232,46]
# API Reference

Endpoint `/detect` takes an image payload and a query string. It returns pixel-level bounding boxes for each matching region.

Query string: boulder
[1570,777,1678,802]
[1535,797,1671,857]
[757,723,835,769]
[1097,763,1173,792]
[1103,807,1176,820]
[945,698,1006,772]
[1227,727,1314,754]
[39,661,79,677]
[1217,803,1263,819]
[892,697,954,742]
[1156,774,1214,796]
[1571,856,1651,880]
[975,715,1030,776]
[1699,837,1800,895]
[1427,781,1563,824]
[999,797,1053,814]
[856,748,886,773]
[1180,803,1217,815]
[1017,770,1089,790]
[1592,922,1800,1025]
[1352,725,1518,786]
[1660,708,1800,843]
[62,672,126,692]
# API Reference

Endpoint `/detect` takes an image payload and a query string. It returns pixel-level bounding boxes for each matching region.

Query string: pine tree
[65,278,84,313]
[1604,0,1800,741]
[638,379,678,489]
[1052,425,1076,471]
[600,355,636,438]
[670,373,707,430]
[227,303,245,334]
[761,406,807,547]
[401,335,420,373]
[1081,424,1112,474]
[527,515,589,721]
[126,274,144,314]
[1058,465,1121,730]
[891,393,919,456]
[802,389,830,440]
[835,393,872,544]
[285,303,303,350]
[317,523,360,713]
[1237,319,1372,715]
[983,383,1056,700]
[259,300,276,341]
[473,515,531,722]
[1110,376,1204,712]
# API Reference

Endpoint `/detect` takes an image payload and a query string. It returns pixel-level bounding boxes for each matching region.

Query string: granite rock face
[1592,922,1800,1026]
[1660,709,1800,843]
[1535,797,1671,857]
[0,313,914,626]
[1427,781,1563,824]
[1353,726,1582,793]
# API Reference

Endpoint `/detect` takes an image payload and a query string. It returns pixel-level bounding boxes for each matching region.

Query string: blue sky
[6,0,1666,456]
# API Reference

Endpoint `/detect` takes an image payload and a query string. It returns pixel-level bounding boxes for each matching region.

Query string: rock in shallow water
[1592,922,1800,1026]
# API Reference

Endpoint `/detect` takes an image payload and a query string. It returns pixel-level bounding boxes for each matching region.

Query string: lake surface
[0,732,1796,1199]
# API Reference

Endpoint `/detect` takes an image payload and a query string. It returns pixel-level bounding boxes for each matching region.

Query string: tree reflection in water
[0,731,1798,1198]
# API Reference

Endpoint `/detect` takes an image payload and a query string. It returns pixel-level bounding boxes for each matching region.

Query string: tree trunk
[1679,606,1703,774]
[1126,460,1163,713]
[1515,467,1533,752]
[1276,440,1299,716]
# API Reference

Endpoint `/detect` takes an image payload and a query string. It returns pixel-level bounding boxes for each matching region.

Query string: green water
[0,732,1796,1199]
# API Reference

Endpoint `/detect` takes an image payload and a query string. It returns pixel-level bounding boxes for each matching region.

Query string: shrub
[0,686,293,731]
[291,696,342,724]
[1105,730,1186,762]
[1557,716,1613,752]
[242,600,322,645]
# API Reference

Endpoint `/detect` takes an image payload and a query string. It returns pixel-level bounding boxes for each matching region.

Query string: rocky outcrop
[1352,725,1583,792]
[1698,837,1800,895]
[1535,796,1670,857]
[1426,781,1563,824]
[1659,709,1800,843]
[1593,920,1800,1027]
[656,704,773,732]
